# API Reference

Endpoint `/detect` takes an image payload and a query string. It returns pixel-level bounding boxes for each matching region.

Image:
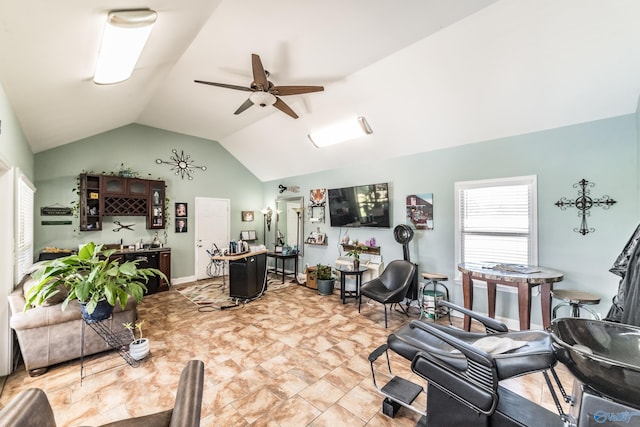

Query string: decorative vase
[129,338,150,360]
[353,260,360,270]
[79,299,114,323]
[317,279,335,296]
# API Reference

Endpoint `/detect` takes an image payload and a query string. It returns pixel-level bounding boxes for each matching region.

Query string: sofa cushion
[21,274,68,307]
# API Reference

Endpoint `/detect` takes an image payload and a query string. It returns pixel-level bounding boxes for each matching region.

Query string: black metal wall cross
[554,178,617,235]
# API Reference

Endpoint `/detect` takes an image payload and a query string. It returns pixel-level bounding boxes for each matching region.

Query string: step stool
[552,289,601,320]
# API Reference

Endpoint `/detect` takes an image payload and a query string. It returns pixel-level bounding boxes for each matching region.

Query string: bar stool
[420,272,451,322]
[552,289,601,320]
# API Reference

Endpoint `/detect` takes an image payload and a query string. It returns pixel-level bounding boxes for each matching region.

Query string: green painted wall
[33,124,263,279]
[265,114,638,326]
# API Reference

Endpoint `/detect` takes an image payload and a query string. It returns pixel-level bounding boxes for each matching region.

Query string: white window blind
[16,174,35,280]
[455,176,537,270]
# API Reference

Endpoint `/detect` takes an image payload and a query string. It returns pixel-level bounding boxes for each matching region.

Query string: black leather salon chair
[368,301,565,426]
[389,302,556,380]
[359,260,417,327]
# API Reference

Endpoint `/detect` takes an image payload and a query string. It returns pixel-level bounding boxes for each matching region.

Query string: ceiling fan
[194,53,324,119]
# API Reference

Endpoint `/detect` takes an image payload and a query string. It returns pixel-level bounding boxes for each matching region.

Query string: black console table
[267,252,299,283]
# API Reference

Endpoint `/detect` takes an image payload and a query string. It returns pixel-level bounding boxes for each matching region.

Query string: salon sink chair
[369,301,566,426]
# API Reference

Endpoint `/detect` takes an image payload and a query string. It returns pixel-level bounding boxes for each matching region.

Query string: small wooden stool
[552,289,601,320]
[421,272,450,322]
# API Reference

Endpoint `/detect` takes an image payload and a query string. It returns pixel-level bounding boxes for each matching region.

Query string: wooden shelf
[341,244,380,255]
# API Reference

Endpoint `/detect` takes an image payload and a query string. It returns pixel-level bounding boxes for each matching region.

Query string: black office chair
[359,260,417,327]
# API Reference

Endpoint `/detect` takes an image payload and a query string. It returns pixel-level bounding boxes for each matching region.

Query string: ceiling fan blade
[234,98,254,115]
[251,54,269,91]
[273,97,299,119]
[194,80,253,92]
[272,85,324,96]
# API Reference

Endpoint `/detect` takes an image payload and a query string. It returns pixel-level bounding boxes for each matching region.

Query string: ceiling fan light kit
[195,53,324,119]
[93,9,157,85]
[249,91,276,107]
[308,116,373,148]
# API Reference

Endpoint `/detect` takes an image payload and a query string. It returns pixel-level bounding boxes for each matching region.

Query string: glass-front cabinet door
[127,179,149,197]
[148,180,165,229]
[102,176,126,196]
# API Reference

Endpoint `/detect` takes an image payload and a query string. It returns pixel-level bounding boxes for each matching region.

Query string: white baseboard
[170,275,197,286]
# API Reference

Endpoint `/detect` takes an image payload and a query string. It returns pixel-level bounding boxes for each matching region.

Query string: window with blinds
[16,173,35,280]
[455,176,537,269]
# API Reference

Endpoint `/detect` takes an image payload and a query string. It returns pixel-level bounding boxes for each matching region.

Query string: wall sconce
[308,116,373,148]
[261,206,273,239]
[93,9,157,84]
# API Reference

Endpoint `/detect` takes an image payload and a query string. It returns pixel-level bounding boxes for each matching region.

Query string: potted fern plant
[25,242,167,323]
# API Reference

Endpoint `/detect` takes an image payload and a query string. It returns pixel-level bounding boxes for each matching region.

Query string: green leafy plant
[118,163,140,178]
[316,264,334,280]
[346,245,368,261]
[124,320,145,343]
[25,242,167,315]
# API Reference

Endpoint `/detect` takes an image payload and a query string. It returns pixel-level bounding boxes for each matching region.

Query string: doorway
[194,197,230,280]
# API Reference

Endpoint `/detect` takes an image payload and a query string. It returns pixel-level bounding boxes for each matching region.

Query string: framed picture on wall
[406,193,434,230]
[175,218,188,233]
[175,202,188,218]
[242,211,254,221]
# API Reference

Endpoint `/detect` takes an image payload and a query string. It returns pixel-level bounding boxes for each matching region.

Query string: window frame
[454,175,538,280]
[16,171,35,281]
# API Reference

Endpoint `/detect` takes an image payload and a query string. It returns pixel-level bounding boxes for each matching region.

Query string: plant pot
[129,338,150,360]
[353,260,360,270]
[317,279,335,295]
[79,299,114,323]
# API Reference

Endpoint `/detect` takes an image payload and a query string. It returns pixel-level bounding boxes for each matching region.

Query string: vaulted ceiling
[1,1,640,181]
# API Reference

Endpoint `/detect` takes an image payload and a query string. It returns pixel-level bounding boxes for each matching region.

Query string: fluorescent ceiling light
[93,10,157,85]
[308,116,373,148]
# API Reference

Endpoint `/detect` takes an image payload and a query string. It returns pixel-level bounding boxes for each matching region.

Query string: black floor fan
[393,224,419,302]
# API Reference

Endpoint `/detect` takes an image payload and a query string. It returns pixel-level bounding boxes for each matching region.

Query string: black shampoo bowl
[551,318,640,408]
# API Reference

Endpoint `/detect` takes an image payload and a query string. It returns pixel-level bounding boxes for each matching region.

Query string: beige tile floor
[0,277,574,426]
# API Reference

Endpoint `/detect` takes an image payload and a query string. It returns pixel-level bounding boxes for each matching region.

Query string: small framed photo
[175,202,188,218]
[316,233,325,245]
[242,211,254,222]
[175,218,188,233]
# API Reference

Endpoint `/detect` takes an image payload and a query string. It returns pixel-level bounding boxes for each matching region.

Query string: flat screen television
[328,182,390,228]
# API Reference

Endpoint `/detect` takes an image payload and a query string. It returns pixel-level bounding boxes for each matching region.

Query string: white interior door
[195,197,230,280]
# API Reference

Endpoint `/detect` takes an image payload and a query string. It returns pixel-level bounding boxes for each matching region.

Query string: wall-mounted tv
[328,182,390,228]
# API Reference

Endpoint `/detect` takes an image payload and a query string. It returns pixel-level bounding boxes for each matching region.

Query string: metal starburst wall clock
[155,149,207,180]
